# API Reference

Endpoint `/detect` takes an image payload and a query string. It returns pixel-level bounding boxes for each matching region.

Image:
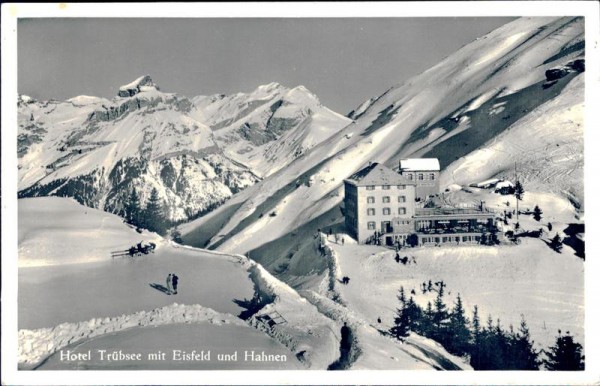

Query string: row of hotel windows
[405,173,437,181]
[367,196,406,204]
[367,207,407,216]
[367,220,411,230]
[366,185,406,190]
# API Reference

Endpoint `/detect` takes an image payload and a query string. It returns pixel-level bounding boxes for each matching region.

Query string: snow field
[18,197,163,267]
[329,237,584,353]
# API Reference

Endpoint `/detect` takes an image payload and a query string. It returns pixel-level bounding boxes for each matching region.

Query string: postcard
[2,2,599,385]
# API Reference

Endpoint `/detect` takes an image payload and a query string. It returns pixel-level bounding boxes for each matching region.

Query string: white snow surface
[442,74,584,208]
[329,236,584,355]
[18,197,460,370]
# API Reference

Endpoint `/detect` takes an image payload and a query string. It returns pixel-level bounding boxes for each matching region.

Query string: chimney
[480,200,486,211]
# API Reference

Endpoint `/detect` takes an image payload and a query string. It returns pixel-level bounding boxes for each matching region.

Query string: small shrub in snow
[533,205,543,221]
[550,233,563,253]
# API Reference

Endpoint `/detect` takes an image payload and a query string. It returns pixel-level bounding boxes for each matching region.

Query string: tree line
[123,187,168,235]
[389,283,584,370]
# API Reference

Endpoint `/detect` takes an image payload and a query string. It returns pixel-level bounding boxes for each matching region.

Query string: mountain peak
[257,81,283,91]
[117,75,159,97]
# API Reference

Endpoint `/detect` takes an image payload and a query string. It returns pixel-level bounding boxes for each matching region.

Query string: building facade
[344,161,496,246]
[344,163,416,244]
[399,158,440,201]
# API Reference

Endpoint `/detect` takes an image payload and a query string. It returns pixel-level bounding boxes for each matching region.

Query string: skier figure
[166,273,173,295]
[172,273,179,295]
[341,237,345,245]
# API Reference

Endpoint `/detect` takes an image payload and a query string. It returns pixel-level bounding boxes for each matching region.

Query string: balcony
[416,224,492,235]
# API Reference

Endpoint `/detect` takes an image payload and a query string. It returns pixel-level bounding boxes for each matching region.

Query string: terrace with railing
[415,207,496,217]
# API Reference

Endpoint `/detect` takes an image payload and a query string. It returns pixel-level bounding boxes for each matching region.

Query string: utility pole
[515,162,519,224]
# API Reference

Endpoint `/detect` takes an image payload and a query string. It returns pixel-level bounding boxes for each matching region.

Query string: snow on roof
[399,158,440,171]
[495,180,515,188]
[346,163,414,186]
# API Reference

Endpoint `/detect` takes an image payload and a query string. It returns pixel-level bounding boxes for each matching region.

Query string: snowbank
[18,303,244,369]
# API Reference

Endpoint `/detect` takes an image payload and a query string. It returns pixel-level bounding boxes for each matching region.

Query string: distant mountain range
[17,76,351,224]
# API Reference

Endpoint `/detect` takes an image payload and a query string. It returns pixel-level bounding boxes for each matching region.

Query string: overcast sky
[18,17,515,114]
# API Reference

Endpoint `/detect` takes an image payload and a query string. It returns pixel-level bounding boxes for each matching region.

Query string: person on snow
[172,273,179,294]
[166,273,173,295]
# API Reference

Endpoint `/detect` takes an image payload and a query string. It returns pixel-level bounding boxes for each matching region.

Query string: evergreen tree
[544,331,585,370]
[404,296,423,333]
[515,180,524,201]
[550,233,563,252]
[431,283,450,345]
[509,316,540,370]
[124,188,142,226]
[533,205,543,221]
[446,293,471,356]
[477,315,506,369]
[417,301,435,337]
[390,287,410,339]
[144,187,166,234]
[469,305,483,369]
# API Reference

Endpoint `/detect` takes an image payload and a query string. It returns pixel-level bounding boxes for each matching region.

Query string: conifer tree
[533,205,543,221]
[417,301,435,337]
[510,316,540,370]
[431,283,450,345]
[446,293,471,356]
[390,287,410,339]
[144,187,166,234]
[469,305,483,369]
[124,188,142,226]
[544,331,584,370]
[515,180,524,201]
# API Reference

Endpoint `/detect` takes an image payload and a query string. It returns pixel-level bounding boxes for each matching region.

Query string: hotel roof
[345,163,415,186]
[399,158,440,172]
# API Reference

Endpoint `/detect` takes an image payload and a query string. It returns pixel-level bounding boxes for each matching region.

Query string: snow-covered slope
[17,77,349,225]
[180,16,584,256]
[441,73,584,210]
[18,197,457,370]
[190,82,352,177]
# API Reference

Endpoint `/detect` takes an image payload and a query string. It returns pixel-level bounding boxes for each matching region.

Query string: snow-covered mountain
[17,78,350,224]
[190,82,351,177]
[180,16,584,264]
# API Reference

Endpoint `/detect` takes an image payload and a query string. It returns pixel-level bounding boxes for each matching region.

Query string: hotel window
[430,173,436,180]
[382,196,390,203]
[366,185,375,190]
[383,208,391,215]
[368,221,376,230]
[407,174,413,180]
[367,208,375,216]
[397,185,405,190]
[398,196,406,203]
[398,207,406,215]
[382,185,391,190]
[367,196,375,204]
[418,173,424,181]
